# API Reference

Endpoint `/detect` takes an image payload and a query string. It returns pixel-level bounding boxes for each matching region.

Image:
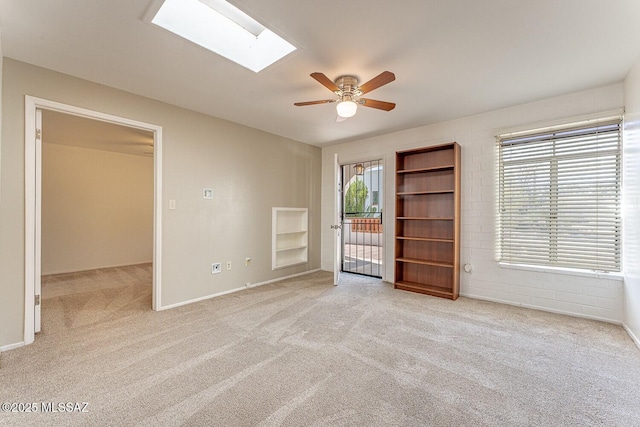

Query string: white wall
[0,59,322,349]
[41,143,154,274]
[623,58,640,346]
[323,84,625,323]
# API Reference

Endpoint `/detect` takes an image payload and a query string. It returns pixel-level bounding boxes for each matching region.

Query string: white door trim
[24,95,163,345]
[34,108,42,332]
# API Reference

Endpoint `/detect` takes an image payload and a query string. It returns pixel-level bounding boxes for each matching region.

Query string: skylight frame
[149,0,296,73]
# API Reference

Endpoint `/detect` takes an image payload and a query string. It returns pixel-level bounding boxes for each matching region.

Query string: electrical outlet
[226,261,232,270]
[212,262,222,274]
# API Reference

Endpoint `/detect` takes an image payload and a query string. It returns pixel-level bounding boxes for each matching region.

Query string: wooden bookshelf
[395,143,461,300]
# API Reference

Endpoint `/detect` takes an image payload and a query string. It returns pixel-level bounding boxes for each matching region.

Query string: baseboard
[158,269,322,311]
[1,341,25,352]
[158,286,248,310]
[42,261,153,276]
[623,323,640,349]
[460,292,623,325]
[246,269,322,288]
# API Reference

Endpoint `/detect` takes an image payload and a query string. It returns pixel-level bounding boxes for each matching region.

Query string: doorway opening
[39,110,154,331]
[341,159,383,278]
[24,96,163,345]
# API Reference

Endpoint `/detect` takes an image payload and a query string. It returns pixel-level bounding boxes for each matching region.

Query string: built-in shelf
[272,207,308,270]
[395,142,461,300]
[276,245,307,252]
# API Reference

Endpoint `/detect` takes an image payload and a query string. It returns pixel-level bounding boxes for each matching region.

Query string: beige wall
[323,84,626,323]
[0,31,3,202]
[42,143,153,275]
[0,58,322,349]
[623,57,640,347]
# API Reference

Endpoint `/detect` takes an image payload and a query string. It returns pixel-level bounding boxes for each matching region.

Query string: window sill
[498,262,623,281]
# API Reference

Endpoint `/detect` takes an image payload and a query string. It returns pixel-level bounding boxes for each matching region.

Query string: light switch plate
[203,188,213,199]
[169,199,176,210]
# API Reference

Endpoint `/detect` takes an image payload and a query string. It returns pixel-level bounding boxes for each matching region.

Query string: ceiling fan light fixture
[336,99,357,118]
[295,71,395,120]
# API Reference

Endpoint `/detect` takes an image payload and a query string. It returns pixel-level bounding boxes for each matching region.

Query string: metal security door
[341,160,383,278]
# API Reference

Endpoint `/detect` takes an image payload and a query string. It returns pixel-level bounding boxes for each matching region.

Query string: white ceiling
[2,0,640,147]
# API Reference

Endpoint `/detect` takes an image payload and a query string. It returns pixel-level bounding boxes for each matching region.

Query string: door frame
[333,153,342,285]
[24,95,163,345]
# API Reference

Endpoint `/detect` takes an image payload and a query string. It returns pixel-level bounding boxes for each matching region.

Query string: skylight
[151,0,296,73]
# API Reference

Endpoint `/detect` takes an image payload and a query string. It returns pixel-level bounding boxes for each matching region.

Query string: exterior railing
[349,218,382,233]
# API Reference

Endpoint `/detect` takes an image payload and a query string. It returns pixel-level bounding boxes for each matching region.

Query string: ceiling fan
[294,71,396,120]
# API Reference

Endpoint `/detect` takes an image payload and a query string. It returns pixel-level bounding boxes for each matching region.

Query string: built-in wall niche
[272,207,308,270]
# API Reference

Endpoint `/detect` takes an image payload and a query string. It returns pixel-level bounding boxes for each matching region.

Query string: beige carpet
[1,265,640,426]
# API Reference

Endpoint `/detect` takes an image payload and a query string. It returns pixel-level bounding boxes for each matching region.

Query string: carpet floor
[1,265,640,426]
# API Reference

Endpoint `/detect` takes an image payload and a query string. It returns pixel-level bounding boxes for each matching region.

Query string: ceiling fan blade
[294,99,337,106]
[358,71,395,94]
[360,98,396,111]
[310,72,340,92]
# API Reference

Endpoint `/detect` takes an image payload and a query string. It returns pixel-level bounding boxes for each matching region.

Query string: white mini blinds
[497,117,622,272]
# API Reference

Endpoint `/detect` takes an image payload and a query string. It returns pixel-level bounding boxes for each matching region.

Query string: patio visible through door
[341,159,383,278]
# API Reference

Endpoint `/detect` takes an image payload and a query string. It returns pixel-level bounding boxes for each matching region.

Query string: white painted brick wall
[322,83,625,323]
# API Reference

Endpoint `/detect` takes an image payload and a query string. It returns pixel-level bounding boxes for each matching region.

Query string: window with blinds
[497,118,622,272]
